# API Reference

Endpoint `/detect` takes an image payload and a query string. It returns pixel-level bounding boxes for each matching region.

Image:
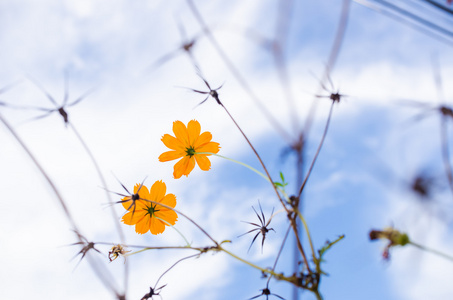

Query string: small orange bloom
[121,181,178,235]
[158,120,220,179]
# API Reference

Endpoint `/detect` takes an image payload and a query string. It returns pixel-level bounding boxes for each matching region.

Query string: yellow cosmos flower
[158,120,220,179]
[121,181,178,235]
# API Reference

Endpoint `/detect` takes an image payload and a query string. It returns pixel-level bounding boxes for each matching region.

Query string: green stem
[155,216,191,246]
[197,152,269,181]
[218,246,284,279]
[295,210,316,262]
[410,241,453,262]
[314,290,323,300]
[196,152,291,202]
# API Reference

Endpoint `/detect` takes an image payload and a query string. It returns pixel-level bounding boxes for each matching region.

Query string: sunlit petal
[161,134,185,151]
[173,156,192,179]
[119,181,179,235]
[160,193,176,208]
[160,120,220,178]
[122,209,146,225]
[150,180,166,201]
[158,150,184,162]
[187,120,201,145]
[137,184,150,200]
[135,216,151,234]
[193,131,212,149]
[195,155,212,171]
[156,210,178,225]
[172,121,189,145]
[121,196,132,210]
[150,217,166,235]
[197,142,220,154]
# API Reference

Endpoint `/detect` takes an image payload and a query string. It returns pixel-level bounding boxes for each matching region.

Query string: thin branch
[298,102,335,198]
[267,224,292,286]
[0,112,121,297]
[187,0,293,143]
[302,0,350,137]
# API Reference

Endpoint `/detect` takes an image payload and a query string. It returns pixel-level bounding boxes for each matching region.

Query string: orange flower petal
[135,216,151,234]
[150,180,166,201]
[172,121,189,145]
[187,120,201,145]
[121,196,132,210]
[158,150,184,162]
[195,155,212,171]
[155,210,178,226]
[173,156,195,178]
[150,218,166,234]
[160,193,176,208]
[134,184,150,201]
[161,134,185,151]
[197,141,220,154]
[193,131,212,149]
[122,209,147,225]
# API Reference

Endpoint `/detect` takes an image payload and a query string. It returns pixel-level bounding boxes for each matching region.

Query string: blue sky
[1,0,453,299]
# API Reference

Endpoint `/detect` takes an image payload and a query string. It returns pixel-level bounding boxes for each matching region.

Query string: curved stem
[197,152,270,182]
[0,113,121,297]
[295,210,316,261]
[218,246,285,279]
[155,216,191,246]
[68,122,129,293]
[197,152,291,201]
[267,224,292,286]
[298,102,335,198]
[154,254,200,289]
[69,122,126,242]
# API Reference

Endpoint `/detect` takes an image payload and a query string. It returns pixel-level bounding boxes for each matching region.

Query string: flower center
[185,146,196,157]
[145,203,160,217]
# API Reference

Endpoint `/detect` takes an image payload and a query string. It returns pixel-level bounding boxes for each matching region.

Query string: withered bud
[369,227,410,247]
[109,244,131,263]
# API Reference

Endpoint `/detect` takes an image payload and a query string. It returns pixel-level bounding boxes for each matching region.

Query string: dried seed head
[109,244,131,262]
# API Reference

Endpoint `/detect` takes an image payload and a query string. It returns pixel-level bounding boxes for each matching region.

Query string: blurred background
[0,0,453,299]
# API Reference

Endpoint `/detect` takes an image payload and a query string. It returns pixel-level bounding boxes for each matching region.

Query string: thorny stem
[0,112,121,298]
[187,0,292,143]
[68,122,129,293]
[410,241,453,262]
[298,102,335,198]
